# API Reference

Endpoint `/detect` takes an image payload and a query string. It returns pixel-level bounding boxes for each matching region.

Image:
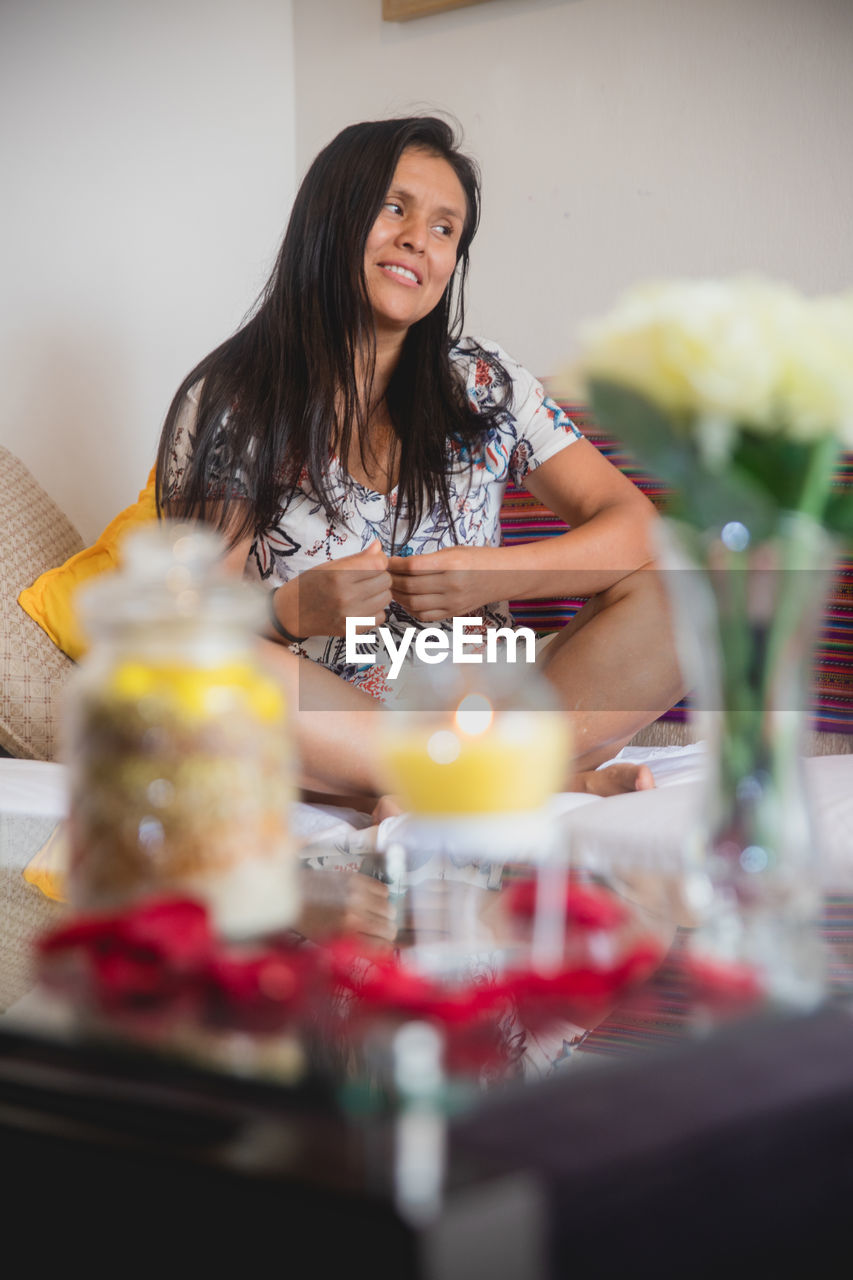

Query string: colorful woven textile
[501,401,853,735]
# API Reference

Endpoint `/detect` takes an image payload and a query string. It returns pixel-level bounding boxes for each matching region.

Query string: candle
[378,693,571,816]
[376,666,576,985]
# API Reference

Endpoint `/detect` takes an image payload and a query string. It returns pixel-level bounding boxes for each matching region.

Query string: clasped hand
[388,544,500,622]
[279,542,502,637]
[278,540,392,637]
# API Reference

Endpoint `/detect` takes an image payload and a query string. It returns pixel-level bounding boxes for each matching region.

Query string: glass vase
[658,511,837,1014]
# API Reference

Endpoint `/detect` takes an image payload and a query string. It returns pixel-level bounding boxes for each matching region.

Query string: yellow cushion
[23,821,69,903]
[18,468,158,661]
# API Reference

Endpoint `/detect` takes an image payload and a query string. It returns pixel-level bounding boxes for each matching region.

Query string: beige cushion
[0,448,84,760]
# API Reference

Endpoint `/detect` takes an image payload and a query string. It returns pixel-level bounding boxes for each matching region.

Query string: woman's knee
[596,563,666,615]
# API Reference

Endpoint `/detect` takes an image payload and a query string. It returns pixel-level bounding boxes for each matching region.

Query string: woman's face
[364,147,468,338]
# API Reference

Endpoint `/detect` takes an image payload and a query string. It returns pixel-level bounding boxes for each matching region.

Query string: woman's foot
[371,793,404,823]
[568,762,655,796]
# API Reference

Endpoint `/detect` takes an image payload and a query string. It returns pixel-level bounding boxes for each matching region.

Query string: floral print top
[171,338,582,703]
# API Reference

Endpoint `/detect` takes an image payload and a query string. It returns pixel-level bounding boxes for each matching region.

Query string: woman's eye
[384,201,403,215]
[434,224,453,238]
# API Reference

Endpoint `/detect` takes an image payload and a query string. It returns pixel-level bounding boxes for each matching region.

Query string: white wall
[3,0,851,544]
[293,0,853,380]
[0,0,296,542]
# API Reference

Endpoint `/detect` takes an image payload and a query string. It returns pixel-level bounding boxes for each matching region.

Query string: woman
[157,116,682,940]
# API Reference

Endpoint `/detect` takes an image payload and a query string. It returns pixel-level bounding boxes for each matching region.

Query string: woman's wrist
[474,542,559,604]
[495,532,631,601]
[267,584,307,645]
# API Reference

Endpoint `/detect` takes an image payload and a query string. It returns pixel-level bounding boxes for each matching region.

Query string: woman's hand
[294,867,397,950]
[388,545,508,622]
[275,540,392,638]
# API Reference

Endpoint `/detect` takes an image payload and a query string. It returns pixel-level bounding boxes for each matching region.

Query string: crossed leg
[260,564,684,807]
[537,564,686,779]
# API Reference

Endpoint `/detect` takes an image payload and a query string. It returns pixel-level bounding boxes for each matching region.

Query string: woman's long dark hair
[156,115,510,551]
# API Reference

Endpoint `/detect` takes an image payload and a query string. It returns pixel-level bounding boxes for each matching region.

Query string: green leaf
[586,379,697,491]
[730,434,805,509]
[588,380,777,535]
[823,490,853,543]
[731,431,839,519]
[671,466,779,539]
[587,379,843,537]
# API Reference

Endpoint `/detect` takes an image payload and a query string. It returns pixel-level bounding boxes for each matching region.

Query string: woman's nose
[397,217,426,252]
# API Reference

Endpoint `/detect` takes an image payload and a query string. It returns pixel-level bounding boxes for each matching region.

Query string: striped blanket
[501,400,853,737]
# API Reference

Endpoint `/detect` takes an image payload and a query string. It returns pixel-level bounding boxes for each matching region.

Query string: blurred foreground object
[62,521,299,940]
[577,277,853,1013]
[375,661,574,982]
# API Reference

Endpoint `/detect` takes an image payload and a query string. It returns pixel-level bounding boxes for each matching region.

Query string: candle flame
[454,693,494,737]
[426,729,462,764]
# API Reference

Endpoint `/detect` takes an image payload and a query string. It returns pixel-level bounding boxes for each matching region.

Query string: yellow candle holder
[374,662,574,982]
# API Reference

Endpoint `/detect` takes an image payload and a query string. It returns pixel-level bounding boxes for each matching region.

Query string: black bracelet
[267,587,307,645]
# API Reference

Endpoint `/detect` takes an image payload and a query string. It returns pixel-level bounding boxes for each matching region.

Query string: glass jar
[62,520,298,940]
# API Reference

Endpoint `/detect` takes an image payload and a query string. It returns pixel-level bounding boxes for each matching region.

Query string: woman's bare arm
[388,439,659,620]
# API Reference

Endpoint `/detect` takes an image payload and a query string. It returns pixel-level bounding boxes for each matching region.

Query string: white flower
[576,277,853,447]
[776,292,853,446]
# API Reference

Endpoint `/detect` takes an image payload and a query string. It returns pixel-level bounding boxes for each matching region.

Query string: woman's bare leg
[257,638,386,797]
[539,565,686,773]
[257,567,683,807]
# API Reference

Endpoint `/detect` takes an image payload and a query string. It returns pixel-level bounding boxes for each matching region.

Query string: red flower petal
[680,952,764,1008]
[505,877,631,929]
[110,897,215,970]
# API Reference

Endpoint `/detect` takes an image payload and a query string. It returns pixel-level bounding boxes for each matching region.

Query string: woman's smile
[377,262,422,287]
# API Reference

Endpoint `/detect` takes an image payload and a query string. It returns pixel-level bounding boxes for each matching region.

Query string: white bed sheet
[2,741,849,873]
[0,758,69,818]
